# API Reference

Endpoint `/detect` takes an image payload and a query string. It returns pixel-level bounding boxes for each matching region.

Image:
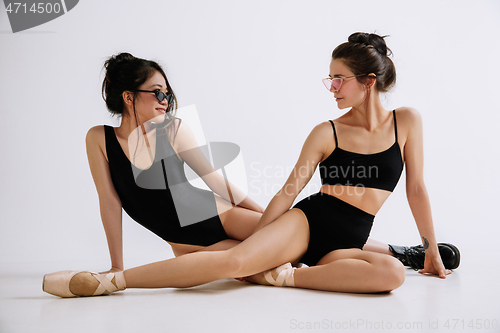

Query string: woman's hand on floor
[418,254,452,279]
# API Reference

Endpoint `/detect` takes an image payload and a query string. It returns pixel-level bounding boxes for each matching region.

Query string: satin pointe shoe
[263,262,297,287]
[42,270,126,298]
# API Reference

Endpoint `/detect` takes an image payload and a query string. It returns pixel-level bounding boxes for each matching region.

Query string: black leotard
[104,123,228,246]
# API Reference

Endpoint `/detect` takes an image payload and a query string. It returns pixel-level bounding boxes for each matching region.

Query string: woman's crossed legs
[69,208,404,295]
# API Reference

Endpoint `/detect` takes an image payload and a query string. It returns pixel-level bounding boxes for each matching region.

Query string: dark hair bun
[103,53,137,76]
[348,32,391,56]
[106,52,135,65]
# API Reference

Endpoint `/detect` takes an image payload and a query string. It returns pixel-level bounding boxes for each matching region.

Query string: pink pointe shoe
[42,270,126,298]
[263,262,297,287]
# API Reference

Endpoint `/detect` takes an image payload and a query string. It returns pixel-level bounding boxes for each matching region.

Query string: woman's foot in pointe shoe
[42,270,126,298]
[242,263,296,287]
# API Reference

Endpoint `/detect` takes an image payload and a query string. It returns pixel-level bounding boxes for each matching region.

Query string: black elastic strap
[329,120,338,147]
[392,110,398,143]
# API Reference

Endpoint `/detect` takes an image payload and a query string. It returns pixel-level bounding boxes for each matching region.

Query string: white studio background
[0,0,499,270]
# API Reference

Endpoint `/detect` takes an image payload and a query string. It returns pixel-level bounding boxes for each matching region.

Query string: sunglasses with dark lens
[136,89,174,104]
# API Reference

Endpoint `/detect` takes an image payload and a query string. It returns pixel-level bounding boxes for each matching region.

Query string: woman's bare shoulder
[311,120,335,137]
[86,125,106,141]
[86,125,107,154]
[395,106,422,124]
[305,121,337,156]
[394,107,424,145]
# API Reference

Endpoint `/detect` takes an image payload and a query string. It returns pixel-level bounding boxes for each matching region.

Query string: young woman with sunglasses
[82,52,267,276]
[43,41,458,297]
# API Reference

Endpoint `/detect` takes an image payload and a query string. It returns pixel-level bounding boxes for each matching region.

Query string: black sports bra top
[104,124,228,246]
[319,110,404,192]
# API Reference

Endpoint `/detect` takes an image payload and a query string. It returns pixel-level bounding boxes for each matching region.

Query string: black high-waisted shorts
[293,192,375,266]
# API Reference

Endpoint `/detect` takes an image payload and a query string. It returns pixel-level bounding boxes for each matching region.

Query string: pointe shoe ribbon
[43,270,126,298]
[263,263,296,287]
[93,272,126,295]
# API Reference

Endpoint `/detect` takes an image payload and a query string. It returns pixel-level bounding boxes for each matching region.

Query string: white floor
[1,249,499,333]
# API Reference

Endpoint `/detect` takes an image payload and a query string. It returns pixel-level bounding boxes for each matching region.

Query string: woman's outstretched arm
[86,126,124,272]
[401,108,451,278]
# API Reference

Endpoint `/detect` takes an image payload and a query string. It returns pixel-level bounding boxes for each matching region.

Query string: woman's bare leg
[293,249,405,293]
[70,209,309,293]
[216,195,409,259]
[195,239,242,252]
[362,238,392,256]
[215,196,262,241]
[215,198,405,258]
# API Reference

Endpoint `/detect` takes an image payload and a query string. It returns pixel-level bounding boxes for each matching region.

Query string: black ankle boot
[389,243,460,270]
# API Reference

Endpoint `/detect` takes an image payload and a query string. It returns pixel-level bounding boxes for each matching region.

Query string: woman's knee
[378,256,406,291]
[223,251,247,277]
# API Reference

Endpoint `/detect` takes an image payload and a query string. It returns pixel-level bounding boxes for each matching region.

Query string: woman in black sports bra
[43,36,458,297]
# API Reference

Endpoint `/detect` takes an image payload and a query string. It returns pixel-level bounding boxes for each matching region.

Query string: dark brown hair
[101,52,178,117]
[332,32,396,93]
